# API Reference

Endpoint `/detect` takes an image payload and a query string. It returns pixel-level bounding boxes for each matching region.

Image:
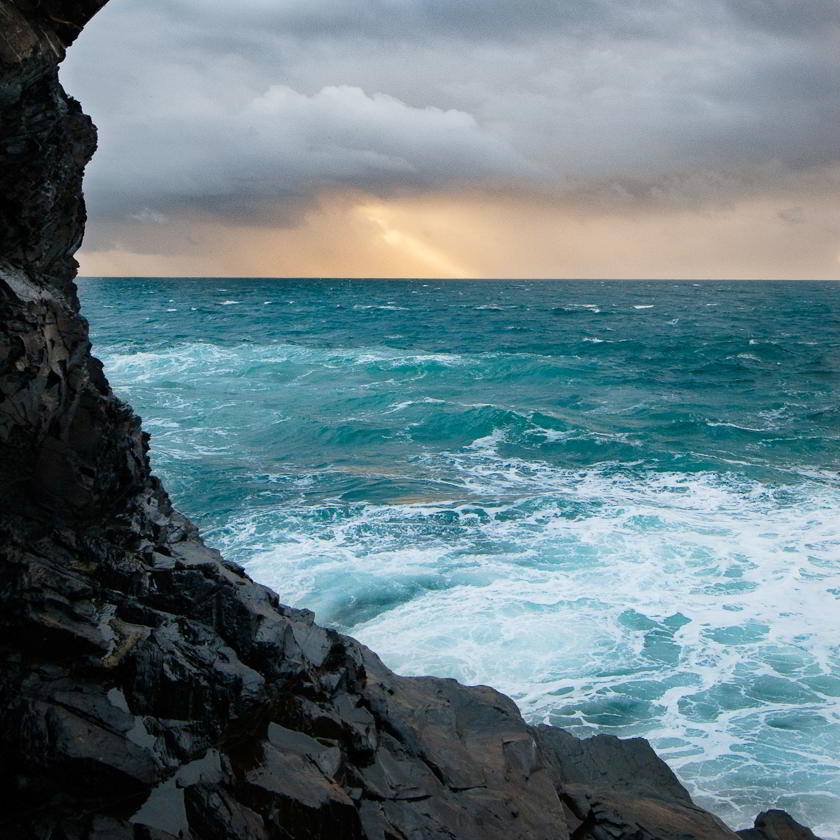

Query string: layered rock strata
[0,3,823,838]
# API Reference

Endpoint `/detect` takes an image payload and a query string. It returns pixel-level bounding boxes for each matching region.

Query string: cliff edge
[0,3,822,839]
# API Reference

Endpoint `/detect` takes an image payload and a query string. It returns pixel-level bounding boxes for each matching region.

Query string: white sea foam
[705,421,768,432]
[385,397,448,413]
[100,342,478,377]
[563,303,602,313]
[209,450,840,835]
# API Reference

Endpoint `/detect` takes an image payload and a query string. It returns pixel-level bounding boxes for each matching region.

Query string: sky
[63,0,840,279]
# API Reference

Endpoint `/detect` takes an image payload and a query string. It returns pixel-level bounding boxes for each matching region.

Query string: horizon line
[76,275,840,282]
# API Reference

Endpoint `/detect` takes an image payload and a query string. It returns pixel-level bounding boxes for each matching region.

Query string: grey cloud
[80,82,535,229]
[146,0,661,42]
[722,0,840,36]
[778,206,805,224]
[130,208,169,224]
[158,0,839,45]
[62,0,840,239]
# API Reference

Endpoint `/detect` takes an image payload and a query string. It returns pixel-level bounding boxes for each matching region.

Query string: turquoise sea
[80,277,840,835]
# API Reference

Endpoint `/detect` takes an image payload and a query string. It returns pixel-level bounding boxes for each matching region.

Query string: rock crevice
[0,3,822,838]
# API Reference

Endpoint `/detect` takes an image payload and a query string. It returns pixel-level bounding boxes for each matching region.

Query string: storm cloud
[62,0,840,276]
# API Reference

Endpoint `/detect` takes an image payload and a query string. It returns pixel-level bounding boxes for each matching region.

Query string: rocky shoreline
[0,2,823,838]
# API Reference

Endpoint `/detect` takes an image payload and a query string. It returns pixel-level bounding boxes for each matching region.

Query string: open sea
[79,277,840,835]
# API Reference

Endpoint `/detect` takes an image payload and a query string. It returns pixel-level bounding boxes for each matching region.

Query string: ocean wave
[552,304,602,314]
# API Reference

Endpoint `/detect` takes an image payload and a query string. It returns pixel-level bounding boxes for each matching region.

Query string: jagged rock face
[0,3,824,839]
[0,0,141,526]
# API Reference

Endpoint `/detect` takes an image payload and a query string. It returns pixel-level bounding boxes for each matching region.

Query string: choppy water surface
[80,278,840,835]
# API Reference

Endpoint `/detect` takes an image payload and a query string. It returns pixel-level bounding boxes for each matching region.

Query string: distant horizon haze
[78,276,840,283]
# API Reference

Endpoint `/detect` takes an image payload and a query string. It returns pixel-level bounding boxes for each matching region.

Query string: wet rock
[738,810,823,840]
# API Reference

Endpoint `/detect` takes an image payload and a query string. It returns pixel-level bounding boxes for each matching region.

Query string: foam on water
[213,450,840,830]
[80,277,840,837]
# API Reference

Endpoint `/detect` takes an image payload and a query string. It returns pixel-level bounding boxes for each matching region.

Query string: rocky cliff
[0,3,823,839]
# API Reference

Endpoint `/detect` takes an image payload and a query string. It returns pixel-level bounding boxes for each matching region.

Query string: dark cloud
[133,0,663,42]
[78,80,535,232]
[62,0,840,243]
[722,0,840,36]
[149,0,840,45]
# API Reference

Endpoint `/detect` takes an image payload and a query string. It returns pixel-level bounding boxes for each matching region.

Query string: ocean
[79,277,840,835]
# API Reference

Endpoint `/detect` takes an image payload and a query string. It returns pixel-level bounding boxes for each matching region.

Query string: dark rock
[738,810,823,840]
[0,1,825,839]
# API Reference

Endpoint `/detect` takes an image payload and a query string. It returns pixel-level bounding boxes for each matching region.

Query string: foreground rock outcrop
[0,3,823,838]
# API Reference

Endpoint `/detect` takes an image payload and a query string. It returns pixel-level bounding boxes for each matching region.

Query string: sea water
[79,278,840,835]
